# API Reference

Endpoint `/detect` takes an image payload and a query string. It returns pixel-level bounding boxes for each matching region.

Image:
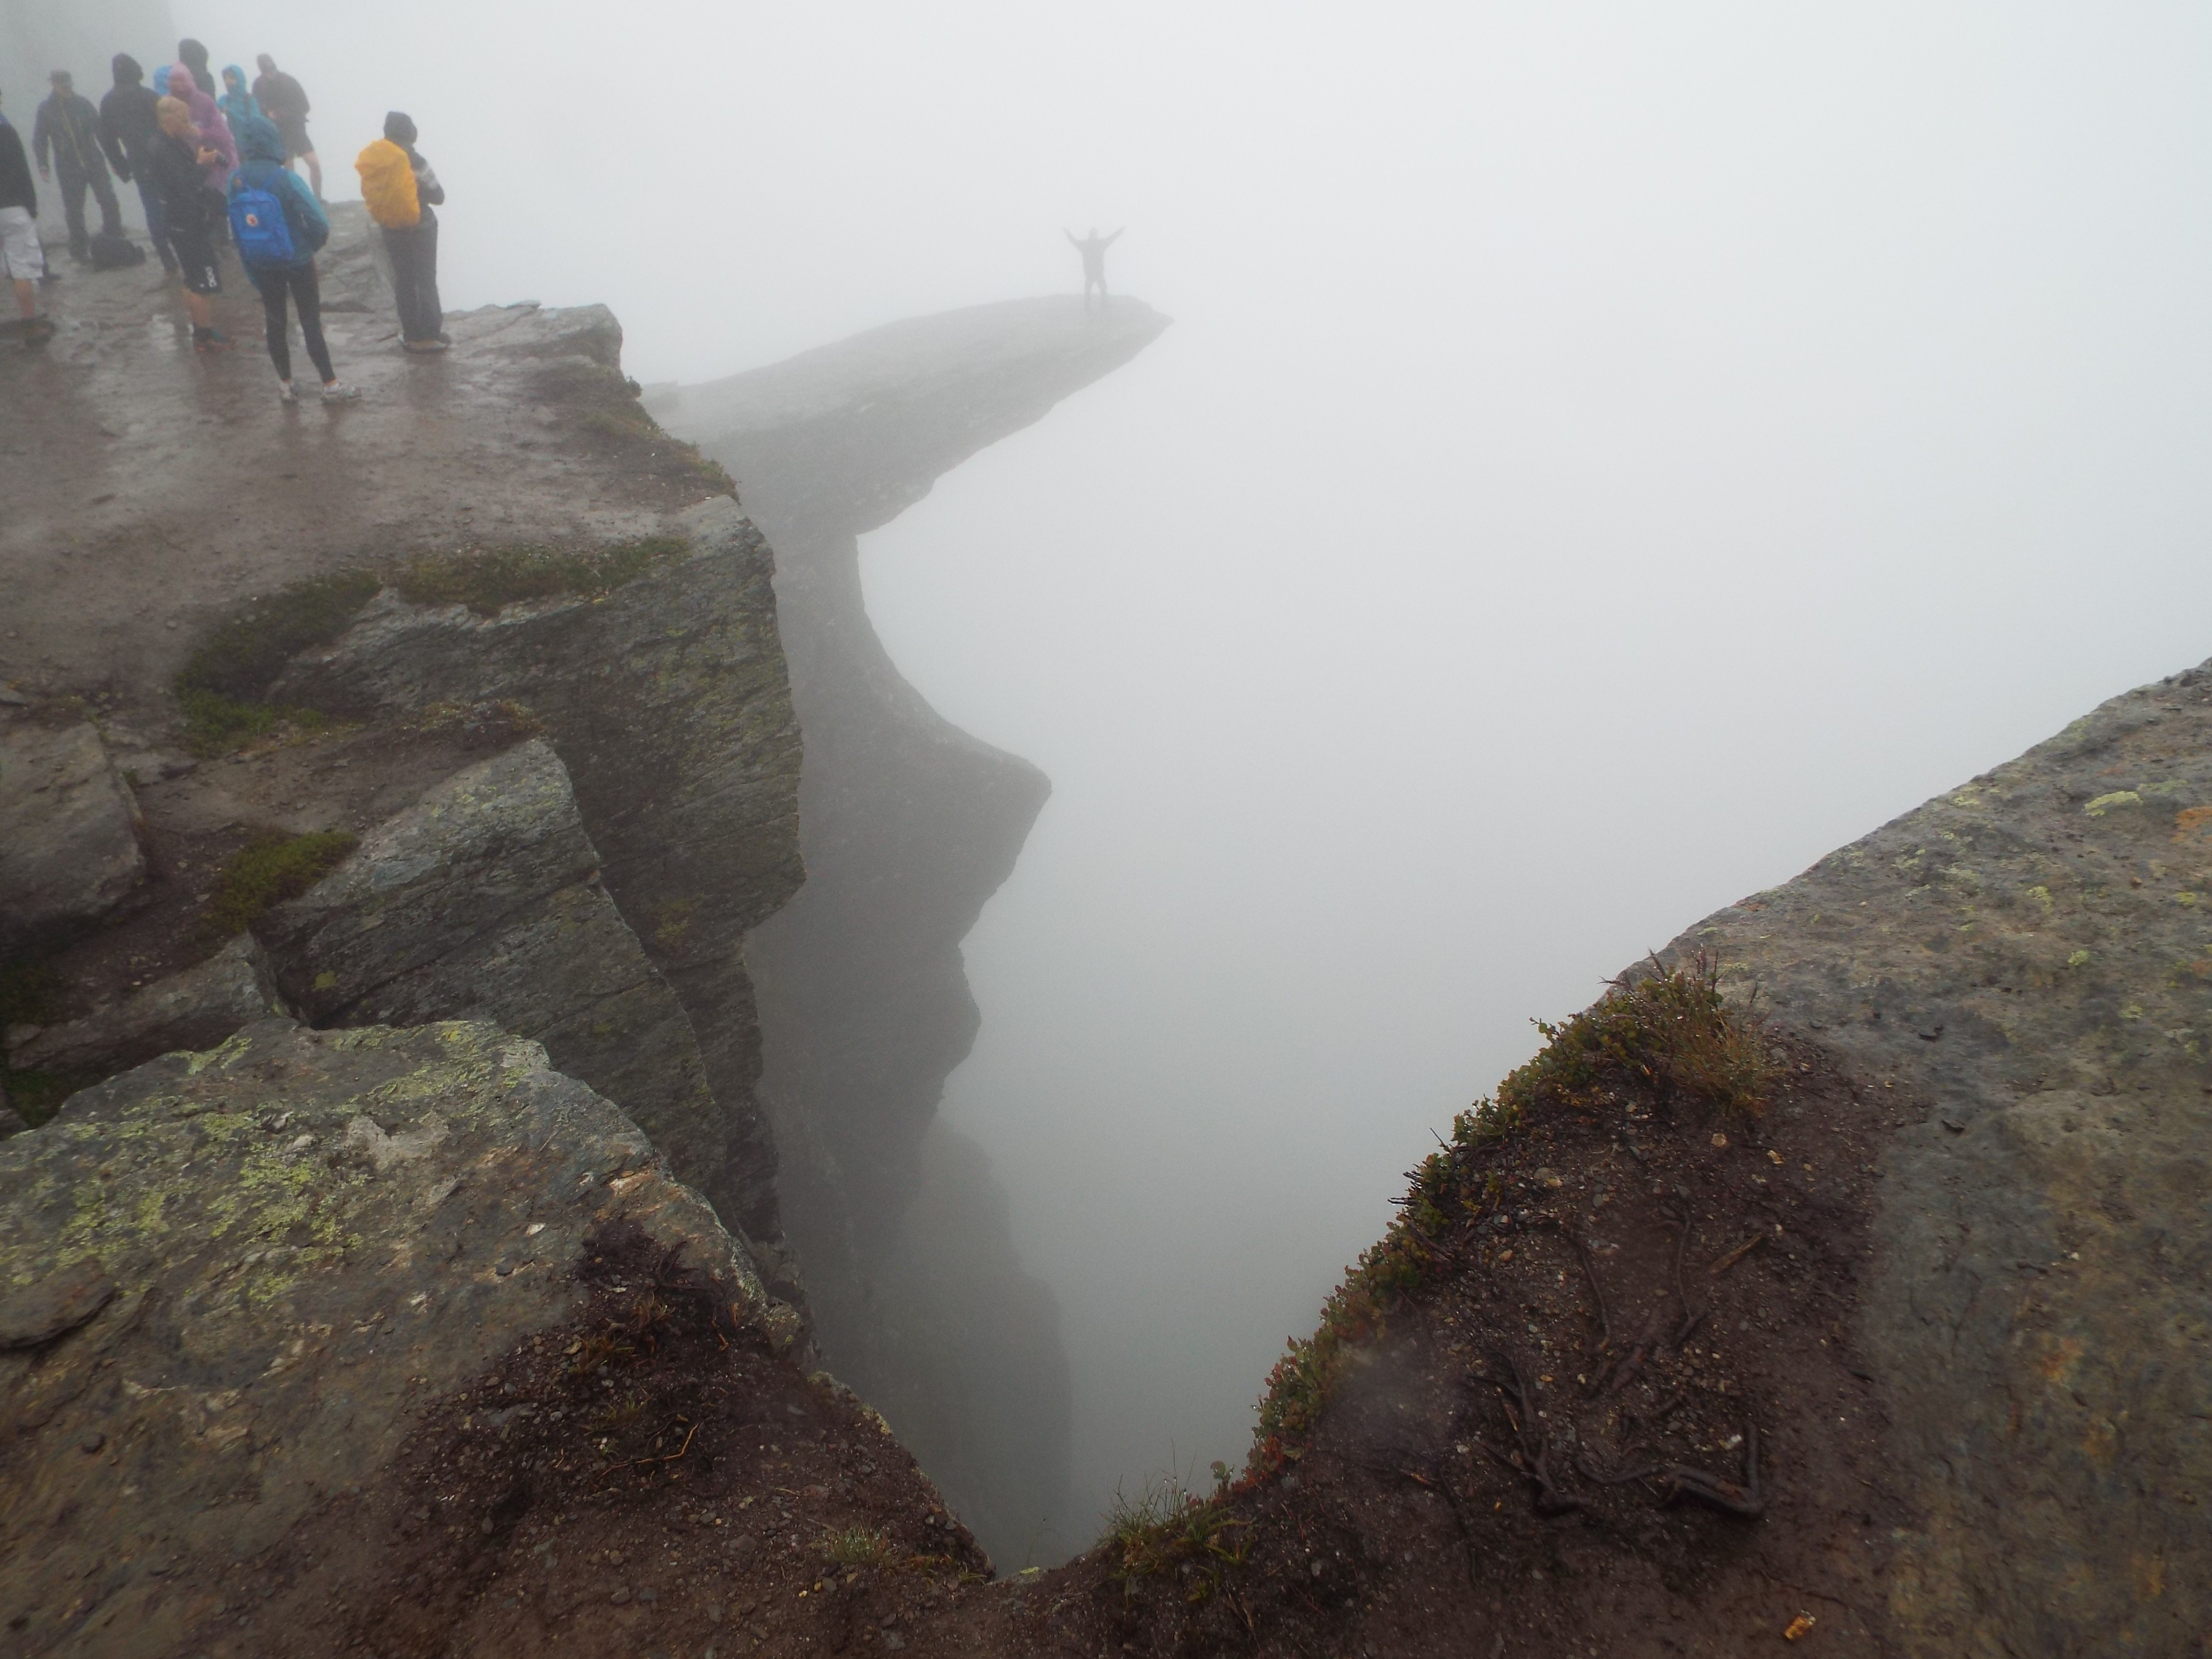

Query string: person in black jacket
[149,96,228,350]
[100,55,175,273]
[177,39,219,98]
[0,92,56,343]
[32,71,121,263]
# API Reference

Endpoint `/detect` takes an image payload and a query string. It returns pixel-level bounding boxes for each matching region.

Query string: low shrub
[203,830,358,937]
[392,537,688,617]
[1243,953,1774,1482]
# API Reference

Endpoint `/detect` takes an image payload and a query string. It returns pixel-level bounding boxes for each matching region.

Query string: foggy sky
[160,0,2212,1540]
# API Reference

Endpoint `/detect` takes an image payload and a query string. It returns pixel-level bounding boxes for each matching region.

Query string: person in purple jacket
[167,61,235,247]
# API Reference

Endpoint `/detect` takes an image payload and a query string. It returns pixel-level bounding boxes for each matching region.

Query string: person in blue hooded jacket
[228,115,359,403]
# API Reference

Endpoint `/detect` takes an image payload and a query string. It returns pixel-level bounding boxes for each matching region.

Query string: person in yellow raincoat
[355,111,445,352]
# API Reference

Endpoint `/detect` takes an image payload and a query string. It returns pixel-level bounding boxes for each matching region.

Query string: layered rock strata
[269,497,802,1267]
[649,297,1170,1556]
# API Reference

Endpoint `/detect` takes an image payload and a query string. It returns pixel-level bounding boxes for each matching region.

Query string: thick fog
[149,0,2212,1543]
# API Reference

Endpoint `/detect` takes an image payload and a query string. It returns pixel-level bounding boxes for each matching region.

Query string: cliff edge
[650,296,1171,1560]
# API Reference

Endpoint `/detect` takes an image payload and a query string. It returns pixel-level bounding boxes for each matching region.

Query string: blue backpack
[228,180,297,266]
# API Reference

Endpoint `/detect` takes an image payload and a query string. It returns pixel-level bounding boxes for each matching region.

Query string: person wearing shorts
[0,92,55,345]
[149,97,229,350]
[252,55,321,201]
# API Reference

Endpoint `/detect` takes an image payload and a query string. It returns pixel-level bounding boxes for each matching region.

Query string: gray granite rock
[268,497,803,1262]
[254,738,758,1269]
[0,1018,791,1658]
[0,710,147,957]
[8,935,289,1077]
[1659,659,2212,1658]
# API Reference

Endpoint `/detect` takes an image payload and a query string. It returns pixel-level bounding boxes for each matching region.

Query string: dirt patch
[255,1220,992,1659]
[927,1005,1921,1657]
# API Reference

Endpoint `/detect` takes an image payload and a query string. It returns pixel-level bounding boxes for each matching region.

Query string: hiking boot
[320,380,362,404]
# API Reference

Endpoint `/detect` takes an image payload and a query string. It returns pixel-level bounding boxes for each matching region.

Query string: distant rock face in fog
[649,297,1169,1561]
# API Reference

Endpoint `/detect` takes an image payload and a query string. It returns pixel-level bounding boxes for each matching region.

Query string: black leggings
[252,260,334,384]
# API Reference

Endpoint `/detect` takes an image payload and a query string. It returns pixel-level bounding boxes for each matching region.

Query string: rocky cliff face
[648,297,1170,1559]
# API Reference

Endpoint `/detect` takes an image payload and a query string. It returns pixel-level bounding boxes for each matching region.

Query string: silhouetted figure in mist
[1065,226,1121,311]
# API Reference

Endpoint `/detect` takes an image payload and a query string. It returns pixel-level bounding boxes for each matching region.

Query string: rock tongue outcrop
[652,298,1168,1558]
[1659,660,2212,1656]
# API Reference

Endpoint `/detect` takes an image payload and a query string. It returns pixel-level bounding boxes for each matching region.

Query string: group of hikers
[0,37,450,405]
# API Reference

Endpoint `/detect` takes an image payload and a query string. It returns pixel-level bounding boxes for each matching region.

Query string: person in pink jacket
[167,61,235,249]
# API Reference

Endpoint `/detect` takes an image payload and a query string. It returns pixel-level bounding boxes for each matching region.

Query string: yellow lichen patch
[2084,791,2142,817]
[2025,885,2055,912]
[2175,892,2199,907]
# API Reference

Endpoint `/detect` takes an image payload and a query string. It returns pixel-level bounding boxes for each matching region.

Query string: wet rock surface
[1658,658,2212,1656]
[0,204,720,711]
[657,296,1168,1559]
[255,737,764,1268]
[267,496,804,1261]
[0,1019,783,1658]
[6,934,287,1076]
[0,709,147,957]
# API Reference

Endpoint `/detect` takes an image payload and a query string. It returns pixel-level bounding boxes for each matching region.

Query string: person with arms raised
[356,111,446,353]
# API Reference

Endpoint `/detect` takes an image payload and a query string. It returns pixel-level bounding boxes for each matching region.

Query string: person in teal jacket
[228,115,358,403]
[216,65,260,134]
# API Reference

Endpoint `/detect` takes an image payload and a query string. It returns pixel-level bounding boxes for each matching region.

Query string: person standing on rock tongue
[229,115,358,404]
[149,96,229,351]
[355,111,447,354]
[1065,226,1122,310]
[0,91,57,346]
[251,54,321,202]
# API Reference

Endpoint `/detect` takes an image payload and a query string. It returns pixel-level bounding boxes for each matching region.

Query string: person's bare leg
[13,277,32,321]
[184,290,213,329]
[304,150,323,201]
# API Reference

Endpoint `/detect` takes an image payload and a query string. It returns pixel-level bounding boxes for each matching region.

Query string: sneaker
[319,380,362,404]
[193,328,232,353]
[278,380,299,404]
[20,316,56,347]
[402,337,448,354]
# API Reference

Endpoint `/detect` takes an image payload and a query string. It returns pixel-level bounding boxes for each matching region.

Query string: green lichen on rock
[392,537,689,617]
[0,1018,788,1658]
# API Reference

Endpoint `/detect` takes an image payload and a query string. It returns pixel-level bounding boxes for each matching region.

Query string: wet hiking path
[0,206,694,709]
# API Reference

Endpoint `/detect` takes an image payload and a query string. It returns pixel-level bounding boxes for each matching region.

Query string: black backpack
[89,232,146,270]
